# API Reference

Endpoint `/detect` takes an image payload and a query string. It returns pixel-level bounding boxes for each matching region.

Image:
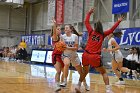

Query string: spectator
[19,39,27,49]
[16,45,27,62]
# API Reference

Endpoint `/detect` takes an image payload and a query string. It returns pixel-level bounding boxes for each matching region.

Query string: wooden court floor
[0,61,140,93]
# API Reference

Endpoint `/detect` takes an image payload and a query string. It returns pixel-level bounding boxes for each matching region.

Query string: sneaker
[54,85,61,92]
[60,82,67,87]
[106,85,113,93]
[83,83,90,91]
[115,81,125,85]
[17,60,21,62]
[75,85,81,93]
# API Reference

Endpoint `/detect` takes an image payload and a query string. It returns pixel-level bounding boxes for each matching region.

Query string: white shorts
[62,52,81,66]
[112,52,123,63]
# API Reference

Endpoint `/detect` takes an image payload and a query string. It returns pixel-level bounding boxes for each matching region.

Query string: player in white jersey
[103,31,130,85]
[108,37,124,62]
[62,33,81,66]
[60,25,89,91]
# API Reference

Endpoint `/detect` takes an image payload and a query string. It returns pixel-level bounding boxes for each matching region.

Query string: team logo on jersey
[65,41,75,47]
[92,35,100,42]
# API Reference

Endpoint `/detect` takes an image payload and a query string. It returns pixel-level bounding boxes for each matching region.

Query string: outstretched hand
[118,15,125,21]
[52,17,56,25]
[89,7,95,13]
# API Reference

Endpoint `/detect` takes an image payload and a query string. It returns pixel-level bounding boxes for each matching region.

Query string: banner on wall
[115,28,140,45]
[48,35,52,45]
[47,0,56,25]
[56,0,64,24]
[31,50,47,63]
[112,0,129,14]
[21,34,45,45]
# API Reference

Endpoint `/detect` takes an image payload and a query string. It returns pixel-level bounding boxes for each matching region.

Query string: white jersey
[126,54,133,61]
[62,34,78,54]
[132,54,140,63]
[126,54,140,63]
[108,37,123,62]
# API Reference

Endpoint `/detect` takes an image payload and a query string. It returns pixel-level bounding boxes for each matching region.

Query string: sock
[119,78,124,81]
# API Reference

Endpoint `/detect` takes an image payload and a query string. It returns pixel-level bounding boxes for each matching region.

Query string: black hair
[132,47,140,60]
[113,31,123,38]
[67,24,81,36]
[94,21,104,35]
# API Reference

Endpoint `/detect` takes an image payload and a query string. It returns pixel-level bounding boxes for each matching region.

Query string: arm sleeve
[84,12,93,34]
[104,20,122,37]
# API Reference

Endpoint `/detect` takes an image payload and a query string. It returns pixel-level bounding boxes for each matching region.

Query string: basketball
[55,41,66,51]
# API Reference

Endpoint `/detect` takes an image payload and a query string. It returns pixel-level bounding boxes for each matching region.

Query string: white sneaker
[17,60,21,62]
[106,85,113,93]
[54,85,61,92]
[60,82,67,87]
[75,85,81,93]
[115,81,125,85]
[83,83,90,91]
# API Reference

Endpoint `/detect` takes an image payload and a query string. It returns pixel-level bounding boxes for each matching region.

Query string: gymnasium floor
[0,61,140,93]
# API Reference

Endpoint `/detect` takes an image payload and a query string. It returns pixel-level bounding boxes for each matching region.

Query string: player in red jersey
[51,18,64,92]
[75,8,124,93]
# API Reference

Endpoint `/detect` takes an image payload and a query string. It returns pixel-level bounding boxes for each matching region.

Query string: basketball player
[103,31,130,85]
[51,19,64,92]
[75,7,123,93]
[60,24,89,91]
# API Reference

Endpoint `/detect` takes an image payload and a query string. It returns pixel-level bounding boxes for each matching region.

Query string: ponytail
[69,25,82,36]
[113,31,122,38]
[94,21,104,35]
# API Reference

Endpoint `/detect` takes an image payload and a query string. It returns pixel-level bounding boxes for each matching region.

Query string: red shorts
[82,52,102,68]
[52,54,64,67]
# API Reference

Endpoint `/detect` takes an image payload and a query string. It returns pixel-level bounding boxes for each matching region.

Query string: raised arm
[52,18,58,41]
[104,16,123,37]
[84,8,95,34]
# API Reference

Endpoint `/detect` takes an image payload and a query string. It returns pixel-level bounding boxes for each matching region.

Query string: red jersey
[52,36,63,55]
[84,12,121,54]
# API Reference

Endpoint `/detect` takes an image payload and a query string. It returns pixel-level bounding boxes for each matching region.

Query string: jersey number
[92,35,100,42]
